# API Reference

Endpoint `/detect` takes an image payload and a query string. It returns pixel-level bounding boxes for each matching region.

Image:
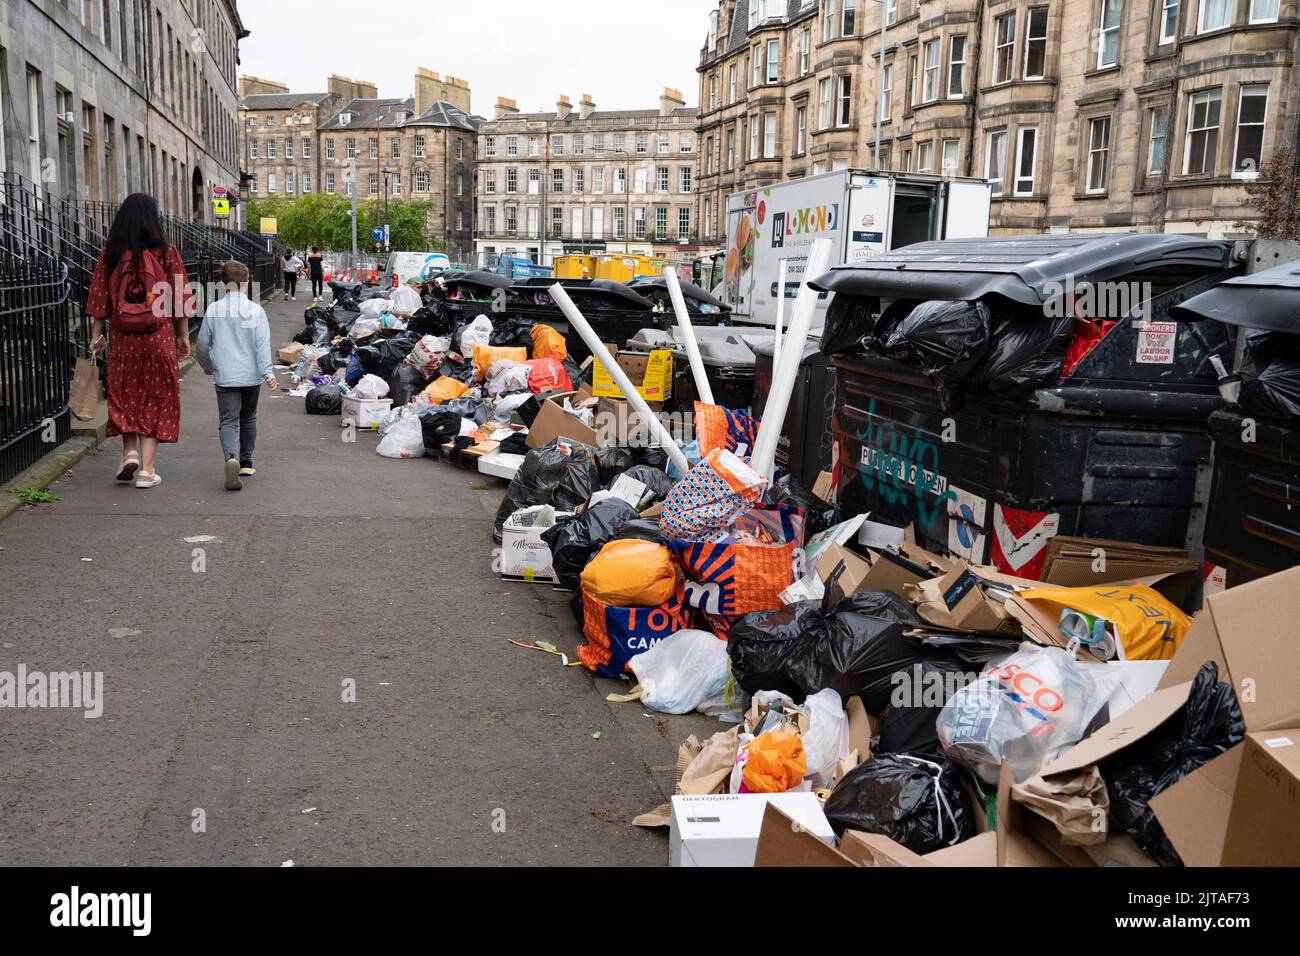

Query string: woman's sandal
[135,471,162,490]
[116,453,141,482]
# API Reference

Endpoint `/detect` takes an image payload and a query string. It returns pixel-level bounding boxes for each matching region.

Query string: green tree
[247,194,438,252]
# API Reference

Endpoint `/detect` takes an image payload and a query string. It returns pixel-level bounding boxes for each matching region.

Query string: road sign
[260,217,278,236]
[371,227,385,242]
[213,198,230,218]
[212,185,228,198]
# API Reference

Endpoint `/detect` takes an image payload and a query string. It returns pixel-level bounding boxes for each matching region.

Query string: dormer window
[340,113,352,126]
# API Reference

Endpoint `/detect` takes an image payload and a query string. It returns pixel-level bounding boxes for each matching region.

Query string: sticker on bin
[1135,321,1177,364]
[946,486,988,564]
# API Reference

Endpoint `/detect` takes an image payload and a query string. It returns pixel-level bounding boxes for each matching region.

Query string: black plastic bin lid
[809,233,1234,306]
[1170,260,1300,332]
[627,276,732,312]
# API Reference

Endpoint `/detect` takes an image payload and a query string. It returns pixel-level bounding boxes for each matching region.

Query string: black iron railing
[0,248,74,485]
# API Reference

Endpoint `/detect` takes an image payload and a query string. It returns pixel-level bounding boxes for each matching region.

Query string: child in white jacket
[196,260,278,491]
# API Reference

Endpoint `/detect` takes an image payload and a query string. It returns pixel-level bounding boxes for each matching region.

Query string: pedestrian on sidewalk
[196,260,279,491]
[281,249,304,299]
[307,246,325,301]
[87,192,193,490]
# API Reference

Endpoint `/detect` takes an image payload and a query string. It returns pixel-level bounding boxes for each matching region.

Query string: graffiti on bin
[855,400,957,527]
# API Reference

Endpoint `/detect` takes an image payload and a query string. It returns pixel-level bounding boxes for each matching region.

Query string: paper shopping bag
[70,358,100,422]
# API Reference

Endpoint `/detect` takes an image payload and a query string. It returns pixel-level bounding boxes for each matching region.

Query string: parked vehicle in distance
[385,251,451,288]
[721,168,992,327]
[483,253,553,280]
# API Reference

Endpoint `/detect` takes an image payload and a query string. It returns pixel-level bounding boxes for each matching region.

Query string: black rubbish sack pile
[823,755,977,853]
[1237,331,1300,426]
[1101,661,1245,866]
[387,366,431,408]
[305,385,343,416]
[618,464,675,506]
[594,447,637,486]
[884,300,992,412]
[540,498,641,591]
[490,316,536,351]
[727,590,924,711]
[492,439,602,543]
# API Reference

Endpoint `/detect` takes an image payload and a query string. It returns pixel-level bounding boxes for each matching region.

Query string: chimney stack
[327,74,378,101]
[239,76,289,97]
[495,96,519,120]
[578,93,596,121]
[659,86,685,117]
[556,95,573,120]
[414,67,473,115]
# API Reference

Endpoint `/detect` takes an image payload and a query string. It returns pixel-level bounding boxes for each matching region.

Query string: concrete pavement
[0,292,719,866]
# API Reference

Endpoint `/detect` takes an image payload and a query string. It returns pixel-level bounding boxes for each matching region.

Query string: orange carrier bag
[580,540,678,607]
[473,345,528,381]
[420,377,471,404]
[530,324,568,361]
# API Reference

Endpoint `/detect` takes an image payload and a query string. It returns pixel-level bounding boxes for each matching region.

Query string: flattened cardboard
[754,805,858,867]
[1219,732,1300,866]
[811,470,834,504]
[1148,745,1242,867]
[1040,537,1199,607]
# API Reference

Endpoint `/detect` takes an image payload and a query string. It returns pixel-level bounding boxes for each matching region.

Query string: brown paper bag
[69,358,100,422]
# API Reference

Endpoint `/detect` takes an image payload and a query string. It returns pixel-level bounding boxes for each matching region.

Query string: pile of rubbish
[276,245,1298,869]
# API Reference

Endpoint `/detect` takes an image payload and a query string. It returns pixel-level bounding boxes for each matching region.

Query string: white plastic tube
[663,267,715,406]
[751,238,834,480]
[549,283,690,475]
[774,259,788,370]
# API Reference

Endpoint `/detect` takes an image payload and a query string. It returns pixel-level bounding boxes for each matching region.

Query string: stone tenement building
[240,69,478,259]
[473,89,700,266]
[1,0,246,221]
[696,0,1299,243]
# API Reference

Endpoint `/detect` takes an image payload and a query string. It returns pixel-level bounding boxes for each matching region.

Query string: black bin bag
[540,499,640,591]
[1238,330,1300,426]
[620,464,675,506]
[820,293,884,357]
[418,407,463,456]
[766,473,841,537]
[884,299,991,412]
[387,366,430,408]
[971,303,1073,397]
[1101,661,1245,866]
[823,755,977,853]
[492,439,601,543]
[595,447,636,486]
[728,590,924,710]
[304,385,343,416]
[877,650,973,759]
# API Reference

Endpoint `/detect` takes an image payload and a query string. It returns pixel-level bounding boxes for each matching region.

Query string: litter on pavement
[274,243,1299,869]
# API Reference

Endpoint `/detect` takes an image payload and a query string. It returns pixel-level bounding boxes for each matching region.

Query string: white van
[385,251,451,288]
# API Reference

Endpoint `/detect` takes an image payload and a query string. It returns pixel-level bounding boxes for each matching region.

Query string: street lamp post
[381,165,392,252]
[872,0,890,170]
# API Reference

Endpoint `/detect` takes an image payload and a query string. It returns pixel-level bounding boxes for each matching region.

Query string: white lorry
[720,169,992,326]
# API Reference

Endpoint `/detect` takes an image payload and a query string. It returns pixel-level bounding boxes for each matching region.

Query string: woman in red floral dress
[86,194,194,489]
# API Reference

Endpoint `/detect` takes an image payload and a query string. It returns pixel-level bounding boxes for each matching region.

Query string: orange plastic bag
[531,324,568,361]
[420,377,470,405]
[581,540,678,607]
[525,357,573,394]
[473,345,527,381]
[741,732,807,794]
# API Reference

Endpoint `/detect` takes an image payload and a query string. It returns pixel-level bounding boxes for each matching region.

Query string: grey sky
[239,0,709,115]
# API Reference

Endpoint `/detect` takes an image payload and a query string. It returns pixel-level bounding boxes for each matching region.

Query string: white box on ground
[478,449,525,481]
[341,395,392,429]
[670,792,835,867]
[500,506,572,583]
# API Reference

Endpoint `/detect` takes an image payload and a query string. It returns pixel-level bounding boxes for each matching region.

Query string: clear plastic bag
[458,316,494,356]
[389,285,422,316]
[630,629,744,721]
[937,643,1123,783]
[376,415,425,459]
[354,374,390,401]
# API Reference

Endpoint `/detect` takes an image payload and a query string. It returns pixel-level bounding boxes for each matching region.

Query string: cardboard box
[275,342,305,366]
[1040,536,1199,609]
[593,348,674,402]
[340,395,392,430]
[815,542,945,601]
[595,396,666,447]
[911,560,1030,636]
[671,792,835,867]
[499,506,573,583]
[525,391,600,449]
[1014,566,1300,867]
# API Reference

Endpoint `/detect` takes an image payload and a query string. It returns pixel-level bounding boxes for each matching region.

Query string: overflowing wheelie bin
[1171,257,1300,587]
[809,233,1243,579]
